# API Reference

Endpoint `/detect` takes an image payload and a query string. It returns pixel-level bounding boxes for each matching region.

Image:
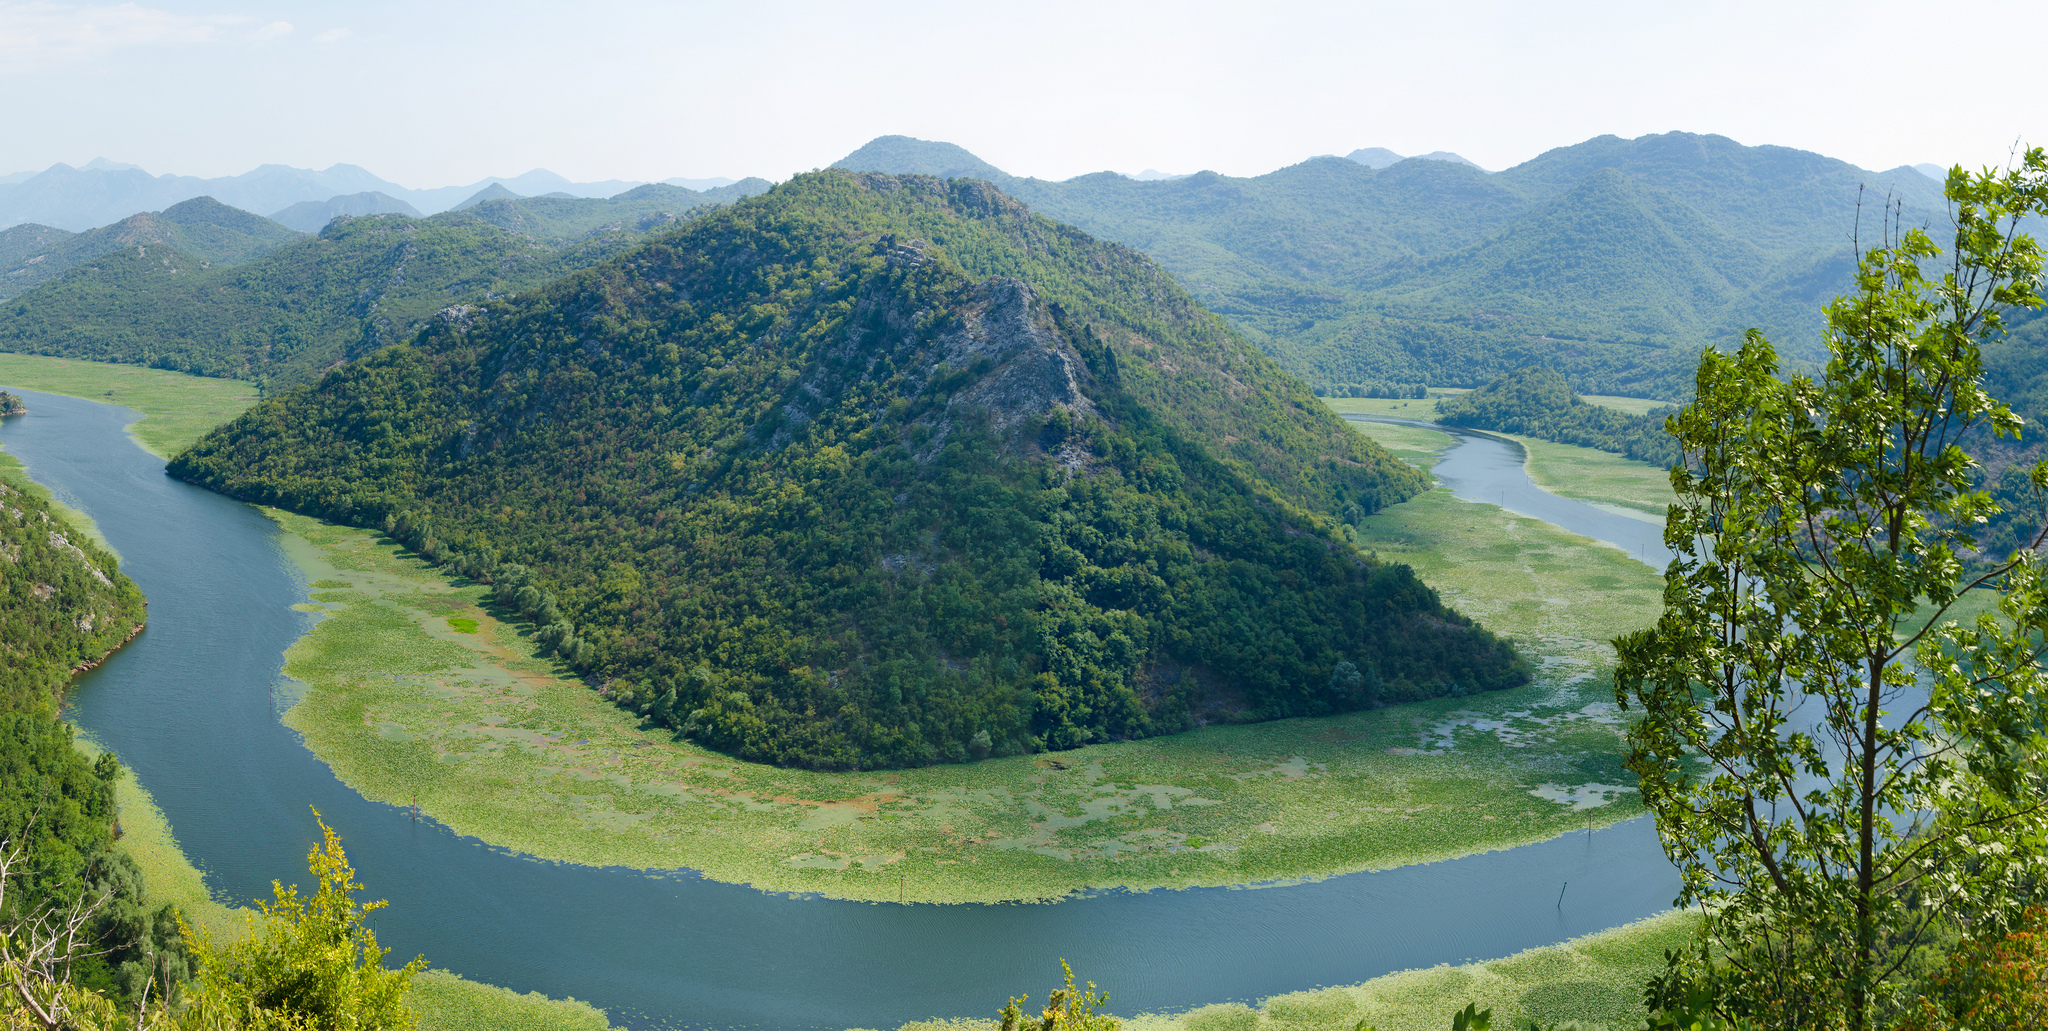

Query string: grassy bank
[0,353,257,458]
[1505,435,1675,520]
[3,357,610,1029]
[269,447,1661,904]
[1321,397,1678,520]
[879,911,1697,1031]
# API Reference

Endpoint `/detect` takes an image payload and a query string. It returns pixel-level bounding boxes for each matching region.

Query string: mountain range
[833,133,1955,397]
[0,180,772,384]
[0,160,745,232]
[168,170,1527,769]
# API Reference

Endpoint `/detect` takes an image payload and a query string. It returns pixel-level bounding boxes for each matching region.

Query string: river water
[2,388,1680,1030]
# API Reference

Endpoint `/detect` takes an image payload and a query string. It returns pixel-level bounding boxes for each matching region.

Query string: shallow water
[1345,416,1672,570]
[4,387,1680,1030]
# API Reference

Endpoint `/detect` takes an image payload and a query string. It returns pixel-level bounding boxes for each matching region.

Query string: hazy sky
[3,0,2042,187]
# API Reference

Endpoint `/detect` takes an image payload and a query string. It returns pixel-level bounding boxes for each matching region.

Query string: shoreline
[268,504,1653,905]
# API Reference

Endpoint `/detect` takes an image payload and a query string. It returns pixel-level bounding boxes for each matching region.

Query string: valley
[4,353,1682,1029]
[3,116,2036,1031]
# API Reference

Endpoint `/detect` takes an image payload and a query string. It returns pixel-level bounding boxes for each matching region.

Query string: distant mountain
[1915,163,1948,180]
[0,182,771,384]
[835,132,1951,396]
[834,136,1012,182]
[269,191,423,232]
[445,180,773,244]
[0,162,751,231]
[662,176,738,190]
[451,183,523,211]
[0,196,299,300]
[1345,148,1405,169]
[1129,169,1189,181]
[167,170,1527,769]
[1344,148,1486,171]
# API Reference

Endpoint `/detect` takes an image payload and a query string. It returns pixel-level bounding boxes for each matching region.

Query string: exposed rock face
[940,276,1098,433]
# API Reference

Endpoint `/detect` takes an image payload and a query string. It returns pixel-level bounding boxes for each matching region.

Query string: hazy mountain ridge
[0,197,301,300]
[0,161,749,232]
[167,170,1527,770]
[270,192,423,232]
[834,132,1953,396]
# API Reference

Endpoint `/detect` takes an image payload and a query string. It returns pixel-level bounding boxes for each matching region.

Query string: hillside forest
[168,171,1530,770]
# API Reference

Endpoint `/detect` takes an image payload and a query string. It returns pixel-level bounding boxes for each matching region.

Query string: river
[2,389,1679,1030]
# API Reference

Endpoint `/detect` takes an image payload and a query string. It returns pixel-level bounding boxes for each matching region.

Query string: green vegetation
[838,133,1946,398]
[1435,368,1677,467]
[0,183,769,391]
[171,170,1527,771]
[0,197,302,301]
[1614,152,2048,1029]
[0,390,166,1011]
[446,179,771,245]
[405,971,613,1031]
[0,389,23,415]
[264,416,1655,902]
[0,352,258,457]
[865,913,1698,1031]
[182,815,426,1030]
[1509,437,1675,519]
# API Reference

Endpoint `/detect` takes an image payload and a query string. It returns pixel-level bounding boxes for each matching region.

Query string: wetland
[0,358,1690,1028]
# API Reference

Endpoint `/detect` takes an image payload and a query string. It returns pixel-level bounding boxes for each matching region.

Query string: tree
[181,811,424,1031]
[1897,905,2048,1030]
[998,961,1117,1031]
[1613,149,2048,1030]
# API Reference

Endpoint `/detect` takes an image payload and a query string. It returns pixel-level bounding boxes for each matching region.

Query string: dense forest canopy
[1434,367,1679,467]
[0,464,176,1005]
[171,170,1529,771]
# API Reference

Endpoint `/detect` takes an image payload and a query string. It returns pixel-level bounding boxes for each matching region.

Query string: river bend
[5,388,1678,1030]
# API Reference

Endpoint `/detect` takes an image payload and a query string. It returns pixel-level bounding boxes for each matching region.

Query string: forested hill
[0,464,143,903]
[170,170,1528,770]
[0,196,300,300]
[1434,367,1678,466]
[0,181,770,389]
[836,133,1948,398]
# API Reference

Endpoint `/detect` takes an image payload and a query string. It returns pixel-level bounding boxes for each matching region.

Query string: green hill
[0,183,772,388]
[0,196,301,300]
[835,132,1948,397]
[169,170,1528,771]
[0,453,146,926]
[442,179,772,244]
[1435,367,1678,466]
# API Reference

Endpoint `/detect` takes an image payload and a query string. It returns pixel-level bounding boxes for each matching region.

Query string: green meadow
[0,352,258,458]
[1504,435,1676,519]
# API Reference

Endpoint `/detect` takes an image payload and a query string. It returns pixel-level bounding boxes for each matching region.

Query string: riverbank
[73,733,619,1030]
[3,354,1679,1026]
[0,353,256,459]
[266,430,1661,904]
[883,910,1698,1031]
[1321,396,1678,520]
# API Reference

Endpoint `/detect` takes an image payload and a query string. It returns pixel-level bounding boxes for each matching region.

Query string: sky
[1,0,2043,188]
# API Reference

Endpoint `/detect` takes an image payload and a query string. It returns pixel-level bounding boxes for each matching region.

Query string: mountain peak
[834,136,1011,182]
[1345,148,1487,172]
[1345,147,1405,169]
[452,183,522,210]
